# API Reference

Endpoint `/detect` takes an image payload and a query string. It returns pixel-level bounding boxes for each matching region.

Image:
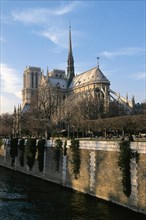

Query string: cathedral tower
[67,24,75,88]
[22,66,42,110]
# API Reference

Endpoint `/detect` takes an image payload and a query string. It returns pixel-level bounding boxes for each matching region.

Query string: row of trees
[0,83,146,138]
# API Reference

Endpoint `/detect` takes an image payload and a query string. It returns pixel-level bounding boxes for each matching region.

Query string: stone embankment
[0,139,145,215]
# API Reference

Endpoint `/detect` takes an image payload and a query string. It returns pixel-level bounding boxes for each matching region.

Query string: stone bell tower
[22,66,42,109]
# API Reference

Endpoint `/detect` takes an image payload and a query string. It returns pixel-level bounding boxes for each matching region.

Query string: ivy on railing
[70,139,80,179]
[54,139,63,171]
[37,139,46,172]
[26,138,36,170]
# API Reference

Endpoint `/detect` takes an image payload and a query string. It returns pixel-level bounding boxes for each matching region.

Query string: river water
[0,166,145,220]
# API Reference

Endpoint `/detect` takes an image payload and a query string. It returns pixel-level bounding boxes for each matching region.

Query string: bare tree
[22,82,59,138]
[0,113,13,137]
[52,91,105,137]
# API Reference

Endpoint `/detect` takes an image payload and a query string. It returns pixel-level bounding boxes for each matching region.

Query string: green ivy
[26,138,36,170]
[70,139,80,179]
[37,139,46,172]
[54,139,63,171]
[118,141,131,197]
[10,138,18,167]
[19,139,25,167]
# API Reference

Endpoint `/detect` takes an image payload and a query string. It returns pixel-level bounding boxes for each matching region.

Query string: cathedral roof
[48,77,67,89]
[69,66,110,89]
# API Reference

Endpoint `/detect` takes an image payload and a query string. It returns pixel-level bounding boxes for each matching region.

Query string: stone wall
[0,140,145,215]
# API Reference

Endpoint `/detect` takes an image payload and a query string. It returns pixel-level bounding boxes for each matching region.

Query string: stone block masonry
[0,140,146,215]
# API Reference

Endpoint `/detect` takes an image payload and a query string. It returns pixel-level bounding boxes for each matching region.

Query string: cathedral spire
[67,22,75,88]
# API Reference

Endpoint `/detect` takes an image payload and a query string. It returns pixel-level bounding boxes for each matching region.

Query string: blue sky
[0,0,145,114]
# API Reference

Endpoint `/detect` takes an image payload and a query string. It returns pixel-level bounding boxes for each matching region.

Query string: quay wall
[0,140,146,215]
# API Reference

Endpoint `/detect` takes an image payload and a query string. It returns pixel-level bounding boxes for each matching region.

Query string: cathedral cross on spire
[97,56,100,68]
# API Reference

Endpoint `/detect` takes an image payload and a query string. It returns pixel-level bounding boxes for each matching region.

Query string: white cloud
[12,8,52,24]
[11,2,79,24]
[55,2,79,15]
[126,71,146,82]
[0,36,5,43]
[0,64,22,114]
[40,30,61,45]
[0,94,21,114]
[0,63,22,95]
[101,47,145,59]
[10,2,80,48]
[132,72,146,80]
[39,28,68,47]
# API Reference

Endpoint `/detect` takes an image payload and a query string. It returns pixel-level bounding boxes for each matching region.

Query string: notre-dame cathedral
[21,25,134,115]
[12,25,135,136]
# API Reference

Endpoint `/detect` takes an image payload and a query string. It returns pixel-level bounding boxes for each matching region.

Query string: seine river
[0,166,145,220]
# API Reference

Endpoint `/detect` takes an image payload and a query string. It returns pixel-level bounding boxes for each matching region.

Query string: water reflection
[0,166,145,220]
